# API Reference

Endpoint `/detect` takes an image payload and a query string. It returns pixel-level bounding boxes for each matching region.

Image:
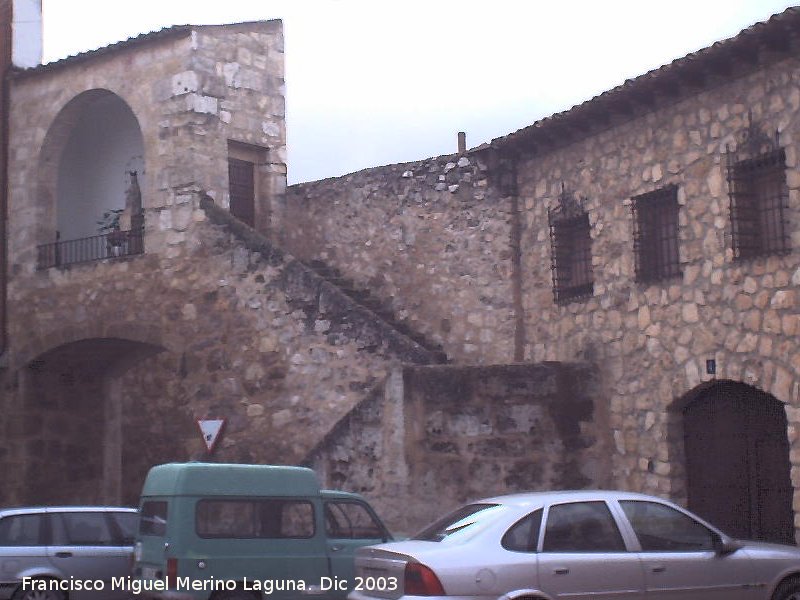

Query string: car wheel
[12,583,66,600]
[773,578,800,600]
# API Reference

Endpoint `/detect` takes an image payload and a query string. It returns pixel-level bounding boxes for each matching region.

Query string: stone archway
[679,380,793,544]
[16,337,163,506]
[37,89,145,245]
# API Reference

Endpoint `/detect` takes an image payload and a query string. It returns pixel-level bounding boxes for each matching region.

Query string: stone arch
[668,379,795,544]
[36,88,146,245]
[11,319,173,373]
[10,335,167,506]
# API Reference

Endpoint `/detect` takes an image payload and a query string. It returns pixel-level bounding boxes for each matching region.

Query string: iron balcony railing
[37,227,144,270]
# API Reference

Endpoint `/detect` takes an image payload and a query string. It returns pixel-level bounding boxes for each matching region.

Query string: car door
[536,500,645,600]
[324,500,388,598]
[0,511,48,594]
[47,510,132,599]
[617,500,759,600]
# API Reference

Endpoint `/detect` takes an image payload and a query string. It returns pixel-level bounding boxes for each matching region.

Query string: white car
[349,490,800,600]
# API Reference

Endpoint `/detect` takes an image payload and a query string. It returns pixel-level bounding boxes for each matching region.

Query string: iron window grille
[726,119,789,260]
[632,185,681,283]
[549,185,593,304]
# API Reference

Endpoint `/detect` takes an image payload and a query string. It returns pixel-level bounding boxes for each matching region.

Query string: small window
[196,499,315,539]
[325,502,384,539]
[620,500,715,552]
[110,511,138,545]
[0,514,43,546]
[632,185,681,283]
[413,503,503,542]
[728,148,789,259]
[139,501,168,537]
[52,512,115,546]
[502,509,542,552]
[550,214,593,303]
[543,501,626,553]
[548,187,593,303]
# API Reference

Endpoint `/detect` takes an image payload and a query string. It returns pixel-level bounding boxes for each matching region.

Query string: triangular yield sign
[197,418,226,452]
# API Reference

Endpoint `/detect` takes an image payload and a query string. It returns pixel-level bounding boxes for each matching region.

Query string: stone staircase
[198,193,448,365]
[303,259,448,364]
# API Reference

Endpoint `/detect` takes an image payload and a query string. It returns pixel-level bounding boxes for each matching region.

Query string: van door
[324,501,389,598]
[193,497,329,598]
[136,500,169,580]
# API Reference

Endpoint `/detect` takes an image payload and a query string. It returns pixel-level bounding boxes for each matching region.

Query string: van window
[140,501,168,536]
[325,502,384,539]
[196,499,315,539]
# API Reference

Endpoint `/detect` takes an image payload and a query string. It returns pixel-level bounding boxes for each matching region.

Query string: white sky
[40,0,797,184]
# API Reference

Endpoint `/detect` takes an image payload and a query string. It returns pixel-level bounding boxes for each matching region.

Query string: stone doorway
[682,381,794,544]
[17,337,162,505]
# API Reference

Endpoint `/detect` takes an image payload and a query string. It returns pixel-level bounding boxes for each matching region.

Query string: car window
[110,511,138,544]
[51,512,116,546]
[414,503,502,542]
[620,500,715,552]
[543,501,627,552]
[0,514,44,546]
[139,501,168,536]
[196,499,315,539]
[502,509,542,552]
[325,502,384,539]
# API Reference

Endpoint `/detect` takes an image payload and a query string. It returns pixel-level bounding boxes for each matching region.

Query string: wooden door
[228,157,255,227]
[683,382,794,544]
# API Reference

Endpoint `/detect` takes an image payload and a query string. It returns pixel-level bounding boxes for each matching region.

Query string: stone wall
[2,21,292,504]
[308,362,611,534]
[283,154,518,365]
[0,190,440,505]
[7,20,285,278]
[514,54,800,515]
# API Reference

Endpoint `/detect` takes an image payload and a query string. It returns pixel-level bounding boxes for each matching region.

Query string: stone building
[1,2,800,541]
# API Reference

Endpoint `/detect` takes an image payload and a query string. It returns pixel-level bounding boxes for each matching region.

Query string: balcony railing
[37,227,145,270]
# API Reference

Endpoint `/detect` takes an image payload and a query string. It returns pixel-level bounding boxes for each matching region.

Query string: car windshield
[413,503,502,542]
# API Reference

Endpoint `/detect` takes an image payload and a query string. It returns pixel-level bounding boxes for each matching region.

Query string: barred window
[728,148,789,259]
[632,185,681,283]
[550,212,593,303]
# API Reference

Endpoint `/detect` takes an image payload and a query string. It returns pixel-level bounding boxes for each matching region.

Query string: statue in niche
[126,170,144,253]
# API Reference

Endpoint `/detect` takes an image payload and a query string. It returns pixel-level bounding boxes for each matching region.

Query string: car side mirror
[713,534,742,555]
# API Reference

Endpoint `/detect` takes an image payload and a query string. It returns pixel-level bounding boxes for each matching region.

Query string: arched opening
[37,90,145,267]
[21,338,162,504]
[681,380,793,544]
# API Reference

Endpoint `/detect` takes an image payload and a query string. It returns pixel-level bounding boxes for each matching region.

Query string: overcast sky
[40,0,797,184]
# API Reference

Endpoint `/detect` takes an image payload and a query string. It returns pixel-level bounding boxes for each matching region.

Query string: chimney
[457,131,466,154]
[11,0,42,68]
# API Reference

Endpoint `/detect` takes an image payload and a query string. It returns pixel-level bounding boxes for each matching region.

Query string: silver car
[0,506,138,600]
[349,490,800,600]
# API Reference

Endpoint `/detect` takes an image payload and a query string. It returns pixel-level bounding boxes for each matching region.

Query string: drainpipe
[490,145,525,362]
[504,153,526,362]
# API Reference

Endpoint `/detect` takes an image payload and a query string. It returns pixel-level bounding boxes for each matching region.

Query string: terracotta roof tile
[492,6,800,153]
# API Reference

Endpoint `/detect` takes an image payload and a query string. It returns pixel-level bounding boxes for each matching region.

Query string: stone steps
[304,258,448,363]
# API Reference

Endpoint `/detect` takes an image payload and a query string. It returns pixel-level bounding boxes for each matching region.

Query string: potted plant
[97,208,127,247]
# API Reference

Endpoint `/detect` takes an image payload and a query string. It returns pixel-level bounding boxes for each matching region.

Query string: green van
[132,463,392,600]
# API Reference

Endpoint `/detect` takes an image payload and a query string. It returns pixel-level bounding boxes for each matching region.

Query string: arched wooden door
[683,381,794,544]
